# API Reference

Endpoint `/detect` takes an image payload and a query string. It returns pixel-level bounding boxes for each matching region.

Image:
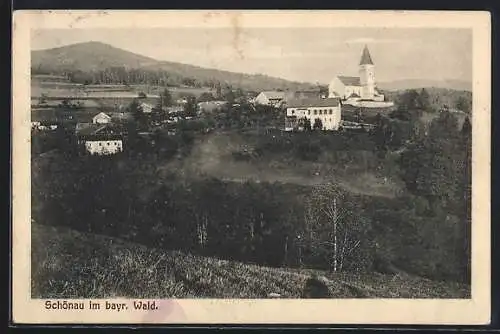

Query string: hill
[31,41,314,92]
[32,223,470,299]
[378,79,472,92]
[382,87,472,113]
[31,41,159,71]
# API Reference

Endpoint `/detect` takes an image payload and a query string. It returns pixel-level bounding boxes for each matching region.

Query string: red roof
[359,45,374,65]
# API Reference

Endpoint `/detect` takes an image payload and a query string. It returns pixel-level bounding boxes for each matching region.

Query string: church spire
[359,45,374,65]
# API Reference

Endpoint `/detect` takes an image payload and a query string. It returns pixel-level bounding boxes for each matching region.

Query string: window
[308,110,311,115]
[291,110,295,114]
[314,110,317,115]
[99,143,102,146]
[107,142,110,146]
[319,110,322,115]
[329,109,333,115]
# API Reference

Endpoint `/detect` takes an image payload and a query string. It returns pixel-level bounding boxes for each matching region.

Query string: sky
[31,28,472,85]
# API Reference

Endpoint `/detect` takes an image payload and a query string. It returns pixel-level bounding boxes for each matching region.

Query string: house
[31,109,59,131]
[165,105,185,114]
[140,102,154,114]
[328,45,385,103]
[75,123,123,156]
[285,98,342,131]
[176,98,188,105]
[254,91,287,107]
[92,112,112,124]
[197,101,228,114]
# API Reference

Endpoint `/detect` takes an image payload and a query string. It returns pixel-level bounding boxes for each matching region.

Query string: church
[328,45,386,103]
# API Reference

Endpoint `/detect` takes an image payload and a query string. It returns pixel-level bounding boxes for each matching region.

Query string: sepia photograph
[12,10,490,324]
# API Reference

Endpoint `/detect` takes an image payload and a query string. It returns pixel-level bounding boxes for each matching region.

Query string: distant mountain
[378,79,472,92]
[31,41,314,92]
[31,41,159,71]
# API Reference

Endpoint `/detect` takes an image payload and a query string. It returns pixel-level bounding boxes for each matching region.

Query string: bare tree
[303,184,364,272]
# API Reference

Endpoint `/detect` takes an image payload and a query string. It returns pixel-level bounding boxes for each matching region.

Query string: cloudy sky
[31,28,472,84]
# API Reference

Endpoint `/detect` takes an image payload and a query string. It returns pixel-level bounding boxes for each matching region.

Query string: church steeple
[359,45,374,65]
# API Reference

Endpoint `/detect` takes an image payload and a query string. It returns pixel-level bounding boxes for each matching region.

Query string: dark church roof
[359,45,374,65]
[337,76,361,86]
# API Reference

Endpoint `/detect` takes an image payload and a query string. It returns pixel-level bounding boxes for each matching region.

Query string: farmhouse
[75,123,123,156]
[254,91,287,107]
[328,45,387,105]
[140,102,154,114]
[92,112,112,124]
[285,97,342,131]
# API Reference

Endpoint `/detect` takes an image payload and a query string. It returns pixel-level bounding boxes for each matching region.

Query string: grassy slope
[32,223,470,299]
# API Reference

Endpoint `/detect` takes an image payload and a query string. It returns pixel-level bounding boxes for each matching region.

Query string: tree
[184,95,197,117]
[416,88,431,111]
[372,113,392,153]
[224,86,236,105]
[313,118,323,130]
[429,110,459,140]
[303,184,370,272]
[303,118,312,132]
[215,82,223,100]
[198,92,215,103]
[392,89,422,121]
[461,116,472,138]
[161,88,173,108]
[455,96,471,114]
[138,92,147,99]
[399,112,464,213]
[38,93,48,106]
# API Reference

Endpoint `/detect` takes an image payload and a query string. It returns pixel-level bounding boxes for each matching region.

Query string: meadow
[32,223,470,299]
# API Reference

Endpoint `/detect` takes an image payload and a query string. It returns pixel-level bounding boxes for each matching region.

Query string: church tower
[358,45,375,100]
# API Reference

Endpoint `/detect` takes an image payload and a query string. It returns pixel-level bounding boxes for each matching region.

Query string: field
[32,75,212,99]
[32,223,470,299]
[160,130,404,198]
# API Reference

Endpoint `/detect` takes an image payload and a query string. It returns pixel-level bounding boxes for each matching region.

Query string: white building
[84,139,123,155]
[285,98,342,131]
[328,45,385,103]
[75,123,123,156]
[254,91,287,107]
[92,112,112,124]
[140,102,154,113]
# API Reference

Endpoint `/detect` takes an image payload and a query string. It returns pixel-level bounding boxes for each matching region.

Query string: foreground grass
[31,223,470,299]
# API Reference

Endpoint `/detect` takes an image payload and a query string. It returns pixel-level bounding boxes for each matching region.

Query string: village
[31,46,404,156]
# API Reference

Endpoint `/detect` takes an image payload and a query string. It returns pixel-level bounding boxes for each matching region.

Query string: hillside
[31,41,314,92]
[382,87,473,112]
[31,41,159,71]
[378,79,472,92]
[32,223,470,299]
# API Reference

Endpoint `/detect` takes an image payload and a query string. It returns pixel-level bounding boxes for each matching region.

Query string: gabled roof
[359,45,374,65]
[259,91,287,100]
[337,76,361,86]
[75,123,109,136]
[286,97,340,108]
[93,112,111,119]
[75,123,124,140]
